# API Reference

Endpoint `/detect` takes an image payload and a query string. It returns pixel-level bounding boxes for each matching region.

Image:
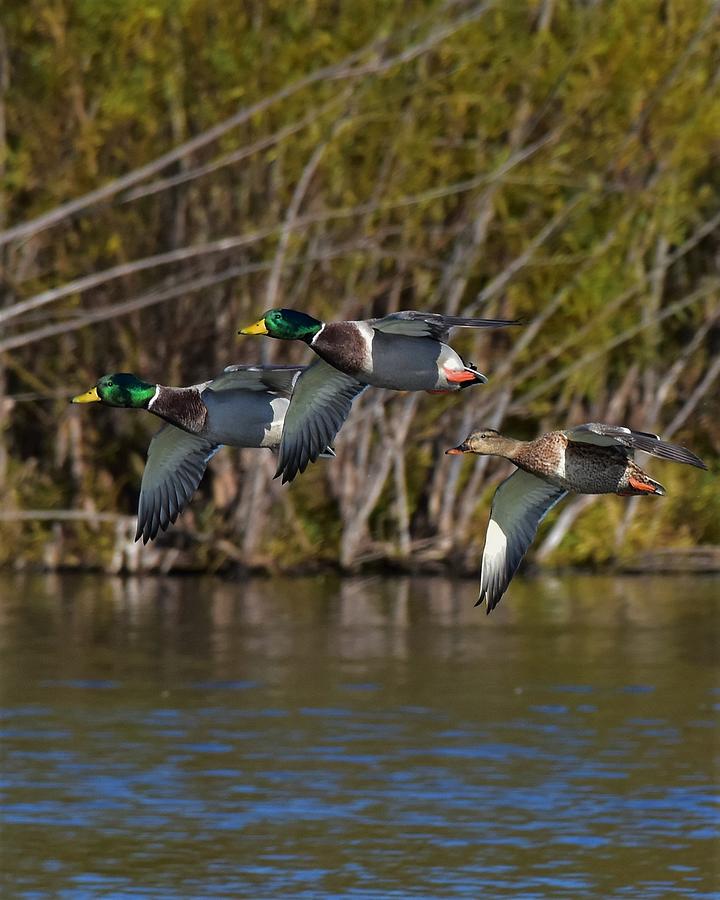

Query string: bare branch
[0,509,133,523]
[505,208,720,392]
[0,239,380,353]
[263,139,333,311]
[665,354,720,438]
[466,189,585,313]
[1,131,556,328]
[509,280,719,412]
[0,0,492,248]
[120,93,349,205]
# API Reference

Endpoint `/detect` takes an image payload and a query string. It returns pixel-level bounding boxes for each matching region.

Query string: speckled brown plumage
[446,422,706,613]
[510,432,566,478]
[510,430,660,494]
[453,427,681,496]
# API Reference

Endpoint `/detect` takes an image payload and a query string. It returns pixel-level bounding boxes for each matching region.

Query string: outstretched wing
[565,423,707,470]
[477,469,567,613]
[136,425,220,543]
[370,310,519,341]
[207,364,304,396]
[276,358,365,484]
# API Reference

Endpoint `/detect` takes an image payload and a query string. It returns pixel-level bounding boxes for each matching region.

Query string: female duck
[72,365,324,542]
[446,423,707,613]
[240,307,518,483]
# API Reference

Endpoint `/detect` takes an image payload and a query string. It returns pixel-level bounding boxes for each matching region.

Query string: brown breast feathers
[152,387,208,434]
[513,432,567,479]
[313,322,368,376]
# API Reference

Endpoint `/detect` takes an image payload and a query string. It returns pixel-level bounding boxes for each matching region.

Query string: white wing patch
[480,518,508,582]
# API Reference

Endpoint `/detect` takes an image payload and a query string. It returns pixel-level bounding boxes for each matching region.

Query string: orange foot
[444,368,479,384]
[627,476,659,494]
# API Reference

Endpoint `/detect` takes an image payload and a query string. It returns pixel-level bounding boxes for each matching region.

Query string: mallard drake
[446,423,707,613]
[240,307,518,483]
[71,365,325,543]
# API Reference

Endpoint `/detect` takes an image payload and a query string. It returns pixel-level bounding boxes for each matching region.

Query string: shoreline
[3,545,720,578]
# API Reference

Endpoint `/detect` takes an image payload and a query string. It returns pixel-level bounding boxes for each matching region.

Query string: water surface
[1,572,718,898]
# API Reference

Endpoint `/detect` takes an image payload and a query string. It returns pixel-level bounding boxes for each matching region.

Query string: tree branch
[0,0,492,248]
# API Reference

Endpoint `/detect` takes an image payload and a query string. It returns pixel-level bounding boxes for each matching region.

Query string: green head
[71,373,157,408]
[239,308,323,342]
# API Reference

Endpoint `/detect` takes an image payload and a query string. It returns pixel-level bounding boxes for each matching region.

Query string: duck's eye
[107,381,113,387]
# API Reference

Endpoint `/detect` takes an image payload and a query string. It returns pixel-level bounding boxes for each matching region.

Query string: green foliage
[1,0,718,572]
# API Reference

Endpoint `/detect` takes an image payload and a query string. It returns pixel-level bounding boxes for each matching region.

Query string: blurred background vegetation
[1,0,718,574]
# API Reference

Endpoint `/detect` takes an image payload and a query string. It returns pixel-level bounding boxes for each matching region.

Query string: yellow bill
[71,386,101,403]
[239,318,268,335]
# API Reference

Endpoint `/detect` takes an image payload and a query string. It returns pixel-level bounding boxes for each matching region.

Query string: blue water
[1,572,718,898]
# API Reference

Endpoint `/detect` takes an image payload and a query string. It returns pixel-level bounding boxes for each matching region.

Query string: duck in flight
[71,365,331,543]
[446,423,707,613]
[239,307,519,483]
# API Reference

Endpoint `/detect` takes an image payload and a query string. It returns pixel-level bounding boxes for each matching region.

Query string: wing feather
[371,310,519,340]
[566,423,707,469]
[136,424,221,543]
[276,358,366,484]
[207,364,304,396]
[477,469,567,613]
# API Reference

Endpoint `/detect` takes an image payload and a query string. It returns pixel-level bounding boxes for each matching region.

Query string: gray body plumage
[197,388,288,448]
[137,365,310,542]
[362,328,467,391]
[311,313,498,390]
[275,310,512,482]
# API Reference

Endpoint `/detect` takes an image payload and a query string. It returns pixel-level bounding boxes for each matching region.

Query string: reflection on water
[0,572,718,898]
